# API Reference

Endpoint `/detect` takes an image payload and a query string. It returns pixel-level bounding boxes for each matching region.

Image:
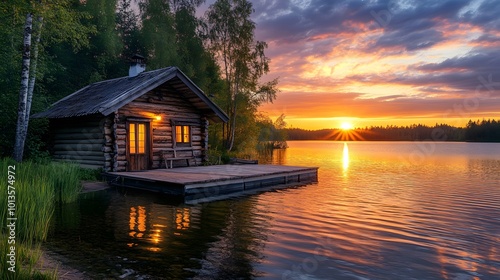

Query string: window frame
[128,122,148,155]
[175,125,191,145]
[171,119,201,148]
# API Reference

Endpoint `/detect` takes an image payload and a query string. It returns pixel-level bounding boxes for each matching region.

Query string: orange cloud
[252,0,500,129]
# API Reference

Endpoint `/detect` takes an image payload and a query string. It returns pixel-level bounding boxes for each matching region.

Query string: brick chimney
[129,54,146,77]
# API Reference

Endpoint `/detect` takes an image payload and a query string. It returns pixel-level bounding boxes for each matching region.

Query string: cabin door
[127,122,150,171]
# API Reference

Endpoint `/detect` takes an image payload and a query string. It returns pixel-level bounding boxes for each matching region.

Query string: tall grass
[0,158,82,279]
[50,162,81,204]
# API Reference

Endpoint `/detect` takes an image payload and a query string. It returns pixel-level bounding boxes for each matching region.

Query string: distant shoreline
[284,120,500,142]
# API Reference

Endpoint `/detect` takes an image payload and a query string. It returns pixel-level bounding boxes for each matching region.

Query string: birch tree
[13,13,33,162]
[12,1,93,161]
[205,0,278,151]
[24,16,43,144]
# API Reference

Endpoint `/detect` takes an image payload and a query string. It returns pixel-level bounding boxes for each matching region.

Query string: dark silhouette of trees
[286,121,500,142]
[465,119,500,142]
[286,124,466,142]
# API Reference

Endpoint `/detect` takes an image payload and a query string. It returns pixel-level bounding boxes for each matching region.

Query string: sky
[200,0,500,129]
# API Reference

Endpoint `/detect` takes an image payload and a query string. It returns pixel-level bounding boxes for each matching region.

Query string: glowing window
[129,123,147,154]
[138,124,145,153]
[129,123,136,154]
[175,125,191,143]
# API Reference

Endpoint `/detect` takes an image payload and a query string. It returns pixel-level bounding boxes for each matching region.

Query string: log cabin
[33,58,228,172]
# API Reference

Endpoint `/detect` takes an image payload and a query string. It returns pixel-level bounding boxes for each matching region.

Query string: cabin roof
[32,67,228,123]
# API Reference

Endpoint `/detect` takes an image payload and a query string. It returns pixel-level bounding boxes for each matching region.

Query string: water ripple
[254,142,500,279]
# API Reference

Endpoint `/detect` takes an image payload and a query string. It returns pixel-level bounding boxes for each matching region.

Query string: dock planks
[105,164,318,202]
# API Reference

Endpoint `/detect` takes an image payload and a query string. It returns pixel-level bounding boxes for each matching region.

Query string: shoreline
[37,249,91,280]
[81,181,110,193]
[34,181,110,279]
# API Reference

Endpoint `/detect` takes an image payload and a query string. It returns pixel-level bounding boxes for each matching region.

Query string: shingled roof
[32,67,228,123]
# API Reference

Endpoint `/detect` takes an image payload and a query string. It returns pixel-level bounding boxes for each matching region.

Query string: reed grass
[0,158,82,279]
[50,162,82,204]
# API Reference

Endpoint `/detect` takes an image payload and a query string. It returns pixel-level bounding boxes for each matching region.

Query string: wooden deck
[104,165,318,203]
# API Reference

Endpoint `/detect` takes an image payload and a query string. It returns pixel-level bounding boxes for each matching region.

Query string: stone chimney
[129,54,146,77]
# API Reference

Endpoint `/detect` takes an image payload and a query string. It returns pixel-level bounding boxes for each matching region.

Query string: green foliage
[0,0,95,159]
[77,166,103,181]
[24,118,50,162]
[140,0,179,68]
[117,0,143,59]
[205,0,279,150]
[34,0,95,51]
[51,162,83,203]
[0,159,82,240]
[256,114,288,149]
[1,0,279,159]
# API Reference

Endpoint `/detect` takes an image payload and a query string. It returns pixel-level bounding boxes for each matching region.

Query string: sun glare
[340,122,353,131]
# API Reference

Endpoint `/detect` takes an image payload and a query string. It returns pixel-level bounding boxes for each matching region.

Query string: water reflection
[259,147,287,165]
[258,141,500,279]
[49,191,265,279]
[342,142,349,176]
[48,141,500,279]
[129,206,146,238]
[175,208,191,231]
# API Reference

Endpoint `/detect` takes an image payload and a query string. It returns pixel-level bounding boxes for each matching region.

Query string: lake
[47,141,500,279]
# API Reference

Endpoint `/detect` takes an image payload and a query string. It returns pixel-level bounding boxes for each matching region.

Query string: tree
[12,1,94,161]
[205,0,278,151]
[80,0,123,82]
[139,0,179,68]
[172,0,209,84]
[13,13,33,162]
[117,0,143,60]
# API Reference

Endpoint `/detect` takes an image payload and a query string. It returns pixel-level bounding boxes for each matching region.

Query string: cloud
[261,90,500,120]
[200,0,500,127]
[253,0,369,43]
[416,47,500,74]
[386,47,500,96]
[460,0,500,30]
[372,28,443,51]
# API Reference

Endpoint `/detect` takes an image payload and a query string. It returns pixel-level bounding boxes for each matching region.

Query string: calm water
[48,141,500,279]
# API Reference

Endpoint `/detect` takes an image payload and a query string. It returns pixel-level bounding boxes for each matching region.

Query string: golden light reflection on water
[262,141,500,279]
[126,205,192,252]
[129,206,147,238]
[342,142,349,176]
[175,208,190,230]
[100,141,500,279]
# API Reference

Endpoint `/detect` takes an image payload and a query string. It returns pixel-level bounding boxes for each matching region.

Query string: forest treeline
[286,120,500,142]
[0,0,281,160]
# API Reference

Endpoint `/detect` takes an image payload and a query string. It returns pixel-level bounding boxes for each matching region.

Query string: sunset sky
[201,0,500,129]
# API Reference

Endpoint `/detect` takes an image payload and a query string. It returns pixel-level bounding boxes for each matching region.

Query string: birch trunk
[13,13,33,162]
[24,16,43,134]
[227,103,237,151]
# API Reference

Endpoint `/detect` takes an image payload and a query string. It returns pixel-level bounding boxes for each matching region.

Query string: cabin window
[129,123,146,154]
[175,125,191,144]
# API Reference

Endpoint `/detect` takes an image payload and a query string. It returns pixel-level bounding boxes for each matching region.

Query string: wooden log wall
[114,112,126,171]
[202,118,209,162]
[50,115,105,169]
[103,116,115,172]
[115,86,207,170]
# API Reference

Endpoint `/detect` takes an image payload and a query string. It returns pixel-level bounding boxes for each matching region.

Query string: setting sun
[340,122,353,131]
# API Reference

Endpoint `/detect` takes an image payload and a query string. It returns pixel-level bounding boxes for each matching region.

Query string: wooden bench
[162,148,198,169]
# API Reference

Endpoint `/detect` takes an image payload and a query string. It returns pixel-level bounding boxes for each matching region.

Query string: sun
[340,122,353,131]
[328,120,363,140]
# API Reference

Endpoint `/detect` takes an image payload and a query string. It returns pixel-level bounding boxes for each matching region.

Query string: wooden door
[127,122,150,171]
